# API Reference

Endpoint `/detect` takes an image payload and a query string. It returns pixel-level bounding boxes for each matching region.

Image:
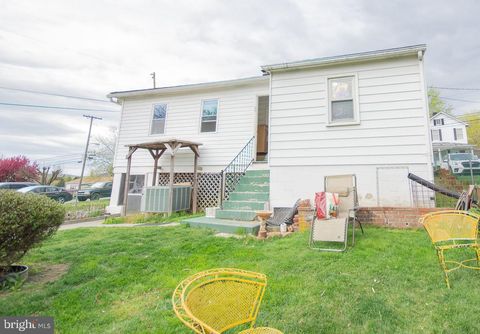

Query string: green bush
[0,190,65,275]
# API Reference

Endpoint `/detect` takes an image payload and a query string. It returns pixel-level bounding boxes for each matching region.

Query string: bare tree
[89,127,117,176]
[39,166,62,185]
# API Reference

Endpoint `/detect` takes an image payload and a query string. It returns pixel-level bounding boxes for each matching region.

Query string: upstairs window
[327,76,358,125]
[201,99,218,133]
[454,128,464,140]
[432,129,442,141]
[151,104,167,134]
[433,118,445,126]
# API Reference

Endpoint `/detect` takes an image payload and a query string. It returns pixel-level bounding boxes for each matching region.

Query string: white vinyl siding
[268,55,432,208]
[150,104,167,134]
[200,99,218,133]
[268,55,431,166]
[429,113,468,144]
[113,80,269,171]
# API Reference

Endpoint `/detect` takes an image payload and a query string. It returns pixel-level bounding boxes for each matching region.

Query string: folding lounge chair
[266,199,301,228]
[310,174,362,252]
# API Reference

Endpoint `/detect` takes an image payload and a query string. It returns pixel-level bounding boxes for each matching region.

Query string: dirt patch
[28,263,70,285]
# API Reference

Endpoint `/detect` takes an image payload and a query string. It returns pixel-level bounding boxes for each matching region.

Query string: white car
[440,153,480,174]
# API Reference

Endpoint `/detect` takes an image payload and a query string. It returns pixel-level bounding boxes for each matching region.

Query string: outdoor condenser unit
[142,185,192,213]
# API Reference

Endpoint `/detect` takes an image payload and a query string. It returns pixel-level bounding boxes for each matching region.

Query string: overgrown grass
[64,199,109,221]
[63,199,109,211]
[103,211,204,224]
[1,226,480,333]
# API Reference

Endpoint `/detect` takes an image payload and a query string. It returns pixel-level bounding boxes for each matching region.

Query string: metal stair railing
[219,136,255,208]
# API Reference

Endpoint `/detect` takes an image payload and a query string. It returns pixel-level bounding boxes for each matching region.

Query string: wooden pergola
[122,139,202,216]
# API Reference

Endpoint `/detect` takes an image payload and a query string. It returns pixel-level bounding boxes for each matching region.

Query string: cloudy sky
[1,0,479,174]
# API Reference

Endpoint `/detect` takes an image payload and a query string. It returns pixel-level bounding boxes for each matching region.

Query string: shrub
[0,190,65,276]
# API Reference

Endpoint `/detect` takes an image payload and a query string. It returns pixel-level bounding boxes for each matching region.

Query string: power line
[430,86,480,91]
[440,96,480,104]
[0,86,112,103]
[0,102,118,113]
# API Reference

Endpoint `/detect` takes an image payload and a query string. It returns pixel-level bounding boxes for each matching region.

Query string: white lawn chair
[310,174,363,252]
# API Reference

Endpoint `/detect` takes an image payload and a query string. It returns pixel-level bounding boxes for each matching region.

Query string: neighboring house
[430,112,473,166]
[107,44,433,214]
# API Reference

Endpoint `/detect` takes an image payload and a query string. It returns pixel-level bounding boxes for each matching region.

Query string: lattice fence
[224,172,245,201]
[157,172,222,211]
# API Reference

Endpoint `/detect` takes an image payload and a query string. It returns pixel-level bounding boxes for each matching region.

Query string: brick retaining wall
[357,207,449,229]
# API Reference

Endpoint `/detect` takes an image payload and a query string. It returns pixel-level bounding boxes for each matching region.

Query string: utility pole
[78,115,102,191]
[150,72,156,88]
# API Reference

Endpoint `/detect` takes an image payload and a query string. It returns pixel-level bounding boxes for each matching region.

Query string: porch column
[165,142,180,216]
[168,153,175,216]
[438,149,442,166]
[152,154,159,186]
[191,145,200,214]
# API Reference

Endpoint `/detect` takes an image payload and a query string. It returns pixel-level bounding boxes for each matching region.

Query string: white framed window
[433,119,444,126]
[432,129,442,141]
[454,128,464,140]
[327,75,359,125]
[200,99,218,133]
[150,104,167,134]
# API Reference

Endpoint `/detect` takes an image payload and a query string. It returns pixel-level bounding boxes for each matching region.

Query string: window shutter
[454,129,457,140]
[439,129,442,141]
[441,119,444,125]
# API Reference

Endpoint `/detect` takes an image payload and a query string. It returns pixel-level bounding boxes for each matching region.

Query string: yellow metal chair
[420,210,480,288]
[172,268,283,334]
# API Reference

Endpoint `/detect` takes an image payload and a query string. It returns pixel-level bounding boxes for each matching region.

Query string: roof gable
[431,112,468,126]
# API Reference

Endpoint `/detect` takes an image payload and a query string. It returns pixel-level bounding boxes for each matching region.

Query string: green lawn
[1,225,480,333]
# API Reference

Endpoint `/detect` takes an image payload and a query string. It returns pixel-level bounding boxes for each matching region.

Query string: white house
[107,45,433,215]
[430,112,472,166]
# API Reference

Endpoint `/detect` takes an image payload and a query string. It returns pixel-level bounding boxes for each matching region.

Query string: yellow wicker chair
[420,210,480,288]
[172,268,283,334]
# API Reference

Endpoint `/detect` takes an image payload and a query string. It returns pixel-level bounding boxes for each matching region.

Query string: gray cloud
[1,0,480,174]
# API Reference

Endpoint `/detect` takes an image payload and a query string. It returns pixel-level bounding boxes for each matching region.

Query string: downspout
[418,49,435,181]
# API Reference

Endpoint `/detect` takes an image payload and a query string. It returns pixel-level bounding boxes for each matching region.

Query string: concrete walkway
[59,220,180,230]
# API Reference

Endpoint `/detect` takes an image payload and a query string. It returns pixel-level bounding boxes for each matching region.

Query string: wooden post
[165,142,180,216]
[192,148,198,213]
[152,150,159,186]
[168,152,175,216]
[122,147,136,216]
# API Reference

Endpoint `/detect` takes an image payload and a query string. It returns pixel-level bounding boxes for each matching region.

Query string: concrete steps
[182,216,260,235]
[223,200,266,211]
[182,169,269,235]
[215,170,270,221]
[215,209,258,221]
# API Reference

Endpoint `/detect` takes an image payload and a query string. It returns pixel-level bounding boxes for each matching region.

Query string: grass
[63,199,110,211]
[64,199,109,221]
[2,225,480,333]
[103,211,204,224]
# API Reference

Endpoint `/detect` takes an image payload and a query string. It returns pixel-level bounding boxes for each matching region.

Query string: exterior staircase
[183,169,269,235]
[215,170,269,220]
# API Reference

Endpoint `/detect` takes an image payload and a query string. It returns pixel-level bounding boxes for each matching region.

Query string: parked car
[0,182,37,190]
[17,185,73,203]
[440,153,480,174]
[77,182,112,201]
